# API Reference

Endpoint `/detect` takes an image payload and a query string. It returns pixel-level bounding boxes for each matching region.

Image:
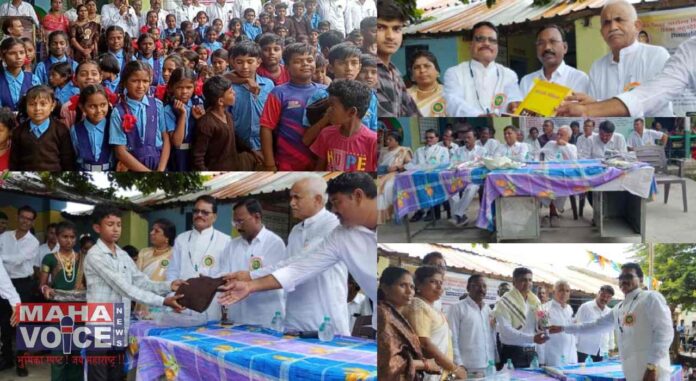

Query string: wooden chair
[351,315,375,339]
[634,145,688,212]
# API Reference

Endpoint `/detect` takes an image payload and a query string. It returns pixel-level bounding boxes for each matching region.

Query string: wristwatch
[646,363,657,371]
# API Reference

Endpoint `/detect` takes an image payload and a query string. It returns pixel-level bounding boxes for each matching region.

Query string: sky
[64,173,141,214]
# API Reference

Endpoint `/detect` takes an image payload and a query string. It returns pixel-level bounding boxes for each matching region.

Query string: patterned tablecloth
[127,321,377,381]
[511,360,682,381]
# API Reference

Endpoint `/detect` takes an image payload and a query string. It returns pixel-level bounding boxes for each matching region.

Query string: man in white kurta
[444,22,521,116]
[540,280,577,366]
[520,25,589,97]
[494,126,529,161]
[166,196,231,322]
[575,285,615,362]
[222,200,287,327]
[576,119,597,159]
[589,121,628,159]
[587,0,672,116]
[407,129,450,169]
[449,130,486,227]
[34,223,58,274]
[552,263,673,381]
[438,128,459,159]
[475,127,500,157]
[447,274,497,376]
[101,0,139,31]
[344,0,376,36]
[540,125,578,161]
[627,118,667,150]
[206,0,236,23]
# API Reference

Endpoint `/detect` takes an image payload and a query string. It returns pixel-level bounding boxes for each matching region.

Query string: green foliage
[633,244,696,311]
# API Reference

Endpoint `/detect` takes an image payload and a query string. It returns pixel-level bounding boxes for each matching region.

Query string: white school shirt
[575,299,613,356]
[476,138,500,157]
[35,242,59,268]
[588,41,673,116]
[271,225,377,328]
[221,227,287,326]
[206,2,236,24]
[576,133,597,159]
[542,300,577,366]
[565,288,673,381]
[520,61,590,97]
[496,298,538,347]
[540,141,578,161]
[493,141,529,162]
[348,292,372,332]
[447,297,497,370]
[409,144,450,168]
[627,129,665,148]
[101,3,139,31]
[283,209,350,335]
[317,0,347,33]
[344,0,376,35]
[0,1,39,25]
[0,230,39,279]
[616,37,696,117]
[0,261,20,305]
[589,133,627,159]
[444,60,521,117]
[451,144,485,163]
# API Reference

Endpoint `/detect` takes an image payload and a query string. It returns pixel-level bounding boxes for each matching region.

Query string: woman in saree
[134,218,176,318]
[377,131,413,223]
[407,50,446,117]
[403,266,467,381]
[378,266,441,381]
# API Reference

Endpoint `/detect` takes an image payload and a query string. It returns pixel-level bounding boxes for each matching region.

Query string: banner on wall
[639,7,696,115]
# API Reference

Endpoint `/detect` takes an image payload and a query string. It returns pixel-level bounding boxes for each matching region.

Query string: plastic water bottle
[270,311,284,334]
[560,355,567,366]
[484,360,496,379]
[602,351,609,361]
[505,359,515,371]
[585,356,593,366]
[318,316,334,342]
[530,354,540,369]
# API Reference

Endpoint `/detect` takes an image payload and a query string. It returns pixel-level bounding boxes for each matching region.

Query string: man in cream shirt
[449,130,486,227]
[551,263,673,381]
[540,280,577,366]
[520,25,589,97]
[444,21,521,116]
[447,274,497,376]
[627,118,667,150]
[586,0,672,115]
[166,195,231,322]
[589,120,627,159]
[576,119,598,159]
[575,285,615,362]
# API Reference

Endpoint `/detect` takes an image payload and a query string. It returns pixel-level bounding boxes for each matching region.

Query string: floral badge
[203,255,214,267]
[68,95,80,111]
[122,113,137,133]
[623,312,636,327]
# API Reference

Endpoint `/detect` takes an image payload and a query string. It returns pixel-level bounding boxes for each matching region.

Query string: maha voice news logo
[16,303,125,353]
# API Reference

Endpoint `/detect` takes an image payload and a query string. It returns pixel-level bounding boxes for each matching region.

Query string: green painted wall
[574,16,610,74]
[119,211,149,250]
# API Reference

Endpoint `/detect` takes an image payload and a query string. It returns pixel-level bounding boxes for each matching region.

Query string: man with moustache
[449,130,486,227]
[574,285,615,363]
[444,21,522,116]
[576,119,597,159]
[550,263,673,381]
[447,274,497,377]
[627,118,667,150]
[520,25,589,97]
[166,195,231,322]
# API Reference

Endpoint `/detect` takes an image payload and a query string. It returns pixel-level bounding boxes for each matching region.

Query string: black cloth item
[175,275,225,313]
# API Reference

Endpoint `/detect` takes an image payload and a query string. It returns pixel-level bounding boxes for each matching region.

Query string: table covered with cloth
[126,321,377,380]
[389,160,656,230]
[507,360,682,381]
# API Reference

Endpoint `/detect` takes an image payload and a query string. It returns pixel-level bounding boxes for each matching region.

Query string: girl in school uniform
[135,33,164,86]
[110,60,170,172]
[153,54,184,100]
[35,31,78,84]
[70,84,114,171]
[0,38,41,111]
[164,67,204,171]
[101,26,134,89]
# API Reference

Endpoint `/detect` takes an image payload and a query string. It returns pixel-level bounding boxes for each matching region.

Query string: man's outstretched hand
[533,332,549,344]
[217,281,252,306]
[163,294,186,312]
[548,325,564,334]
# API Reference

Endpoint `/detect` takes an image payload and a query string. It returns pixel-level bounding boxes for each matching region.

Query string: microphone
[60,316,74,355]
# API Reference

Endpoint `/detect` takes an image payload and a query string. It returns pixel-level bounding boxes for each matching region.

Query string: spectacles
[192,209,213,216]
[473,35,498,45]
[233,217,251,226]
[618,273,636,280]
[535,39,563,46]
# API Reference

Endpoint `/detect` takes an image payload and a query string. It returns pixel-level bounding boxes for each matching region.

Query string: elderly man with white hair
[540,280,577,366]
[540,125,578,161]
[249,175,350,335]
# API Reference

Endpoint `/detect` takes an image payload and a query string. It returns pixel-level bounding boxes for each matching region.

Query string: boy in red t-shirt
[310,80,377,172]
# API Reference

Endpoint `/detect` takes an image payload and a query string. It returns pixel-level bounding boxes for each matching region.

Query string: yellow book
[514,79,573,117]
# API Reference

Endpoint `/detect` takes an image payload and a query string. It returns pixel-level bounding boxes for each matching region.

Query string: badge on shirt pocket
[249,256,263,271]
[203,255,215,268]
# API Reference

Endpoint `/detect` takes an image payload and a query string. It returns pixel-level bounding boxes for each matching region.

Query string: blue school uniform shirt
[109,94,165,148]
[34,55,78,84]
[54,82,80,105]
[243,22,262,41]
[5,71,41,105]
[161,27,184,41]
[30,119,50,138]
[301,87,378,131]
[163,100,194,137]
[196,25,208,41]
[137,55,164,84]
[69,118,108,164]
[201,41,222,52]
[229,74,274,150]
[102,79,118,93]
[308,12,321,30]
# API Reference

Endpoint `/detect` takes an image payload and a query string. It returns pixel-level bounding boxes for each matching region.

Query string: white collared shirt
[476,138,500,157]
[575,299,613,356]
[101,3,139,33]
[540,141,578,161]
[35,242,59,268]
[447,297,497,370]
[542,300,577,366]
[627,129,665,148]
[233,0,262,23]
[0,230,39,279]
[348,292,372,332]
[344,0,376,35]
[408,144,450,168]
[167,227,231,281]
[444,60,520,116]
[173,4,198,24]
[438,141,459,159]
[496,297,537,347]
[617,37,696,117]
[493,141,529,161]
[576,133,597,159]
[0,1,39,25]
[452,144,485,163]
[0,261,20,305]
[317,0,347,33]
[520,61,590,97]
[206,2,236,23]
[221,226,287,326]
[589,41,673,116]
[283,209,350,335]
[589,133,627,159]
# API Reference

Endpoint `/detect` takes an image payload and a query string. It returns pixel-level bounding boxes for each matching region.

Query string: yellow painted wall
[409,117,421,149]
[574,16,610,74]
[457,38,471,63]
[507,34,539,74]
[119,211,149,250]
[492,117,513,141]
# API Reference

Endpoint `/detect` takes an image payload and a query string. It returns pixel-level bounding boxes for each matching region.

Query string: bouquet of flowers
[536,309,550,338]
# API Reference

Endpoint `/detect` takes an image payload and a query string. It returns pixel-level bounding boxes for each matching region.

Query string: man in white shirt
[520,25,589,97]
[406,128,450,222]
[64,0,83,22]
[576,119,597,159]
[0,212,8,235]
[344,0,376,36]
[540,280,577,366]
[450,130,486,227]
[447,274,497,376]
[348,274,372,332]
[627,118,667,150]
[34,223,59,277]
[475,126,500,157]
[101,0,139,33]
[0,264,20,329]
[0,206,39,376]
[217,172,377,328]
[0,0,39,26]
[444,21,521,116]
[494,267,548,368]
[438,127,459,159]
[589,120,627,159]
[166,195,231,323]
[575,285,615,363]
[221,199,287,327]
[540,125,577,161]
[550,263,673,381]
[173,0,198,24]
[234,0,262,24]
[317,0,347,33]
[207,0,236,24]
[494,125,529,161]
